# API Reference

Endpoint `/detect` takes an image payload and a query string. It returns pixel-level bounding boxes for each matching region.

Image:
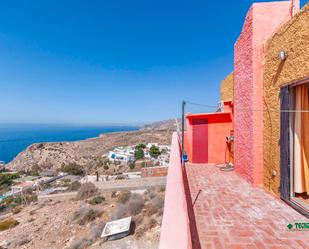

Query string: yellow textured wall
[220,72,234,101]
[263,4,309,196]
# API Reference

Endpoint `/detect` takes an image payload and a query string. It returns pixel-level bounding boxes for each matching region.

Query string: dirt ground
[0,188,164,249]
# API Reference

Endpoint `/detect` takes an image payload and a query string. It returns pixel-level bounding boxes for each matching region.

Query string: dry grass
[0,218,19,231]
[76,182,98,200]
[11,205,23,214]
[73,207,103,225]
[116,190,131,204]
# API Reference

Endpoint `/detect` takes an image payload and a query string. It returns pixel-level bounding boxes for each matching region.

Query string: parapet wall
[159,132,192,249]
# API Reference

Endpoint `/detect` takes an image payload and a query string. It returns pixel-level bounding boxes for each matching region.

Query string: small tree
[135,144,146,150]
[134,148,144,160]
[149,145,161,158]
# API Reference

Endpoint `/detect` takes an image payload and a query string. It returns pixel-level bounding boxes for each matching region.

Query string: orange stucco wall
[263,3,307,196]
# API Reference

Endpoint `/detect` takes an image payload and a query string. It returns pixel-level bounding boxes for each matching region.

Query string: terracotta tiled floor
[185,164,309,249]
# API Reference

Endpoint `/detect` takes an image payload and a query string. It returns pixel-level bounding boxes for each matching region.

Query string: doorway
[280,80,309,217]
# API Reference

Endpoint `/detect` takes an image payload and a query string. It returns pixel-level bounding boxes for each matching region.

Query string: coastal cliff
[7,123,175,172]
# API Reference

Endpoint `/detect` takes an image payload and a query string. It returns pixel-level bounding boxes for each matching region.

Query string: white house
[108,150,134,163]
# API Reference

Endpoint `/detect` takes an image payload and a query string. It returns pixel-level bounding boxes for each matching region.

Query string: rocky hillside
[141,119,179,131]
[7,129,173,172]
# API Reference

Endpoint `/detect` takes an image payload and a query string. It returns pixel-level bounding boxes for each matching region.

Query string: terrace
[159,134,309,249]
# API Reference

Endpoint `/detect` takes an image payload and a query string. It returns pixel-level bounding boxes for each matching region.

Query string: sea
[0,124,139,164]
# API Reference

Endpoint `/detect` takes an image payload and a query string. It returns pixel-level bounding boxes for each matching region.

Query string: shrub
[25,194,38,203]
[88,196,105,205]
[145,218,157,230]
[112,204,128,219]
[134,227,145,239]
[0,173,19,187]
[111,191,117,198]
[149,145,161,158]
[11,206,23,214]
[73,207,102,225]
[69,238,90,249]
[134,148,144,160]
[128,162,135,170]
[115,175,125,180]
[127,194,145,215]
[0,218,19,231]
[144,204,158,216]
[10,235,31,247]
[135,144,146,150]
[61,163,85,176]
[133,214,144,225]
[152,196,164,209]
[76,182,98,200]
[28,164,40,176]
[117,190,131,204]
[68,181,81,191]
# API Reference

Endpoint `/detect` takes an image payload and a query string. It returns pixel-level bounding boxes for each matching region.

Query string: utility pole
[181,100,186,165]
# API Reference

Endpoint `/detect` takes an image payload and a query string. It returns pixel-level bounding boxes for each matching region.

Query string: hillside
[141,119,179,131]
[7,129,173,172]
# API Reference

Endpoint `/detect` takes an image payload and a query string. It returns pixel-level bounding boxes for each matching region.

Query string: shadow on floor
[183,164,201,249]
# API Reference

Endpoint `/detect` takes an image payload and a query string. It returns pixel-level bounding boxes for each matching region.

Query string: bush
[144,204,158,216]
[76,182,98,200]
[145,218,157,230]
[11,206,23,214]
[0,218,19,231]
[135,144,146,150]
[0,173,19,187]
[127,194,145,215]
[113,193,145,219]
[88,196,105,205]
[128,162,135,170]
[25,194,38,203]
[68,181,81,191]
[152,196,164,209]
[73,207,102,225]
[149,145,161,158]
[69,238,90,249]
[134,148,144,160]
[61,163,85,176]
[117,190,131,204]
[27,164,40,176]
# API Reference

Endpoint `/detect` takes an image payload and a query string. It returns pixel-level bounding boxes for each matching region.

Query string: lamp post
[181,100,186,165]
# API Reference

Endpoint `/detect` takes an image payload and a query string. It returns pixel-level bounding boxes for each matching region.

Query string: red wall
[186,103,233,164]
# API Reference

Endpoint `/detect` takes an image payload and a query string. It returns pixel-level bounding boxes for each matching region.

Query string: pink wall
[234,1,292,186]
[159,132,192,249]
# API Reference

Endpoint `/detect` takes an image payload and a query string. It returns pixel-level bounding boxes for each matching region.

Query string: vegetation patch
[88,195,105,205]
[76,182,98,200]
[0,218,19,231]
[73,207,103,225]
[61,163,85,176]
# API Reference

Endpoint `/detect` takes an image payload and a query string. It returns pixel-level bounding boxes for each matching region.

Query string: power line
[185,100,309,113]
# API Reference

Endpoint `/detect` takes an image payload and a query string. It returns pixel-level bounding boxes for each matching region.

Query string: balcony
[159,134,309,249]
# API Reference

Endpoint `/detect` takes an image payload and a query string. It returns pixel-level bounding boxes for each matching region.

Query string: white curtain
[294,84,309,194]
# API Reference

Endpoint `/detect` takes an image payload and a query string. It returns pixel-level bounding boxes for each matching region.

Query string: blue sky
[0,0,307,124]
